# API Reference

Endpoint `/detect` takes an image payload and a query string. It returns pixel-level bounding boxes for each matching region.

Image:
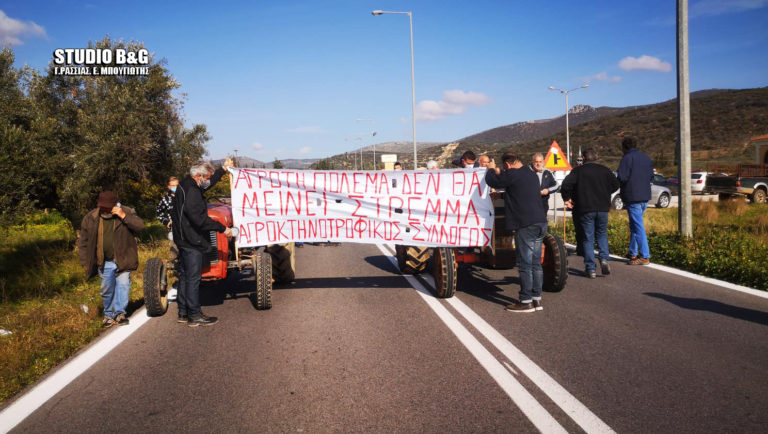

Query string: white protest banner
[228,168,494,247]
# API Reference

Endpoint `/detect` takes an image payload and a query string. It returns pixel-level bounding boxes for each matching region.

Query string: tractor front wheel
[542,234,568,292]
[252,252,273,310]
[143,258,169,317]
[433,248,457,298]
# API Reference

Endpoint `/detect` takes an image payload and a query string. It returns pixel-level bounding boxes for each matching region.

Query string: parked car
[691,171,710,194]
[653,173,679,195]
[611,172,672,210]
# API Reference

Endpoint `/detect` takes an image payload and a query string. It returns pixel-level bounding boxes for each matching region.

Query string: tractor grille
[205,231,219,265]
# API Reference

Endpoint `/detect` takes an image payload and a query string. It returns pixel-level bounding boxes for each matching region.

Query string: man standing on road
[172,159,234,327]
[485,152,548,313]
[560,149,619,278]
[617,137,654,265]
[79,191,145,328]
[530,152,559,214]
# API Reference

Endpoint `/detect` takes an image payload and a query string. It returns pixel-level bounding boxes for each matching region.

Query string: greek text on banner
[228,168,494,247]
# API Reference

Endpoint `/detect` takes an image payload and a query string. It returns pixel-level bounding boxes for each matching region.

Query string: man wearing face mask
[172,159,233,326]
[79,190,145,328]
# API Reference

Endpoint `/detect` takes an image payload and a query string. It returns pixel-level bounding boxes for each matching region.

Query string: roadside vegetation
[0,211,169,404]
[553,200,768,290]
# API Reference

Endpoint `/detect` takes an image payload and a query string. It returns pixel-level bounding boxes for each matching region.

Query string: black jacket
[560,162,620,214]
[171,168,227,251]
[485,167,547,230]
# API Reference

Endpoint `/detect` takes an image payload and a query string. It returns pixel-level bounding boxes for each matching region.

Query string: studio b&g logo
[52,48,150,76]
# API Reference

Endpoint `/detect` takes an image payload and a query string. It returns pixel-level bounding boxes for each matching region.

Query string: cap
[97,191,119,208]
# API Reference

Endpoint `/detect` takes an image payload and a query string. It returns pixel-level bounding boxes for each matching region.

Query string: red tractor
[142,199,296,316]
[395,192,568,297]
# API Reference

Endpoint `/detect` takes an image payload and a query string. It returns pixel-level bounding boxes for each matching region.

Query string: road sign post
[543,141,572,241]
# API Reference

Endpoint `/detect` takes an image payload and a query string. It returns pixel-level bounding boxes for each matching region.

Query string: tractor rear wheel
[433,248,457,298]
[267,243,296,283]
[542,234,568,292]
[252,252,272,310]
[143,258,169,317]
[395,245,430,274]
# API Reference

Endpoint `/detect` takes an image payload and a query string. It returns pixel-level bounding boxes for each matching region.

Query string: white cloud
[618,55,672,73]
[691,0,768,17]
[415,89,491,122]
[298,146,311,155]
[0,10,46,45]
[251,142,264,153]
[286,126,328,134]
[592,72,622,83]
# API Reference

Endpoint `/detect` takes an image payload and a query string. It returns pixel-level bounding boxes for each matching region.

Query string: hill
[420,87,768,171]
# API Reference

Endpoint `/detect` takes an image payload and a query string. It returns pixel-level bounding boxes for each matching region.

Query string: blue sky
[3,0,767,161]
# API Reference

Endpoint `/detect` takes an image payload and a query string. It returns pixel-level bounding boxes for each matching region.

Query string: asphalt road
[6,242,768,433]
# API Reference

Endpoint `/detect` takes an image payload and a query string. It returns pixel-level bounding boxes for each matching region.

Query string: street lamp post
[356,118,376,169]
[372,9,417,169]
[346,134,364,170]
[548,84,589,164]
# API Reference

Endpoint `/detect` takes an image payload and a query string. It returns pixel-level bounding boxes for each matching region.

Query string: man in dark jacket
[172,159,233,326]
[79,191,145,327]
[561,148,619,278]
[530,152,559,213]
[617,137,654,265]
[486,152,548,313]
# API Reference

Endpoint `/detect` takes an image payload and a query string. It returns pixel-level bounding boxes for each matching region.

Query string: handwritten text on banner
[228,168,494,247]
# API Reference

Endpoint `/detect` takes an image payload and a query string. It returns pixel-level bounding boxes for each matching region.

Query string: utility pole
[233,149,239,167]
[677,0,692,237]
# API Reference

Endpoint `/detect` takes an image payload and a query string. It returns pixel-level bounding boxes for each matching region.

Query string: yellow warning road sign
[544,140,572,171]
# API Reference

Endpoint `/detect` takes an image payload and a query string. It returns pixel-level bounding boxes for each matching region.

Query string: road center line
[0,308,152,433]
[376,244,567,433]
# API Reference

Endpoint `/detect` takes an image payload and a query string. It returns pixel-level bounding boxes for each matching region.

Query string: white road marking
[502,361,519,376]
[0,308,152,433]
[567,243,768,300]
[445,291,615,434]
[380,243,614,433]
[376,244,567,433]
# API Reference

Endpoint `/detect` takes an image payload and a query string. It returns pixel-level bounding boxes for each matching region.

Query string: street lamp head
[581,84,589,89]
[548,86,556,90]
[372,10,383,15]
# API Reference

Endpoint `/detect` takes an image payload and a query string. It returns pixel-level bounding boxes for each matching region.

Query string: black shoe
[600,261,611,275]
[586,269,596,279]
[177,315,188,323]
[188,314,218,327]
[115,313,130,326]
[532,300,543,311]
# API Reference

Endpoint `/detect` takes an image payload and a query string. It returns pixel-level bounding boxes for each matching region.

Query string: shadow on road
[457,266,520,307]
[644,292,768,326]
[364,255,400,274]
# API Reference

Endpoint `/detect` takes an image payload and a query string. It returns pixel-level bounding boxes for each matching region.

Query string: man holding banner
[485,153,548,313]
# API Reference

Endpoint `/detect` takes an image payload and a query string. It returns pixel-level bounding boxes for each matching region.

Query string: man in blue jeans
[485,152,548,312]
[560,149,619,278]
[617,137,654,265]
[79,191,145,327]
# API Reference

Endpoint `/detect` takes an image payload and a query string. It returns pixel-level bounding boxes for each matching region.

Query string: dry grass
[719,197,749,217]
[0,216,169,404]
